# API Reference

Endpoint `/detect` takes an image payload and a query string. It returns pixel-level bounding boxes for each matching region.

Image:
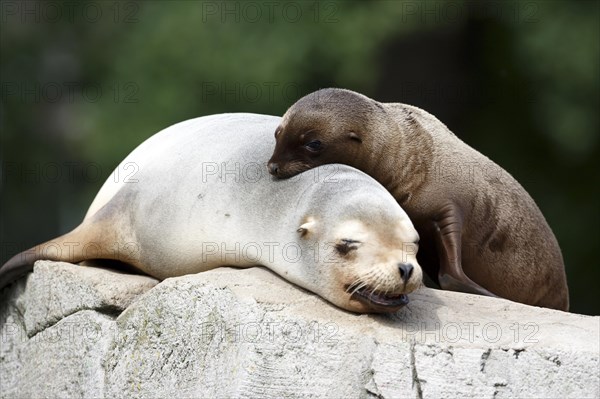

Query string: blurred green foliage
[1,1,598,314]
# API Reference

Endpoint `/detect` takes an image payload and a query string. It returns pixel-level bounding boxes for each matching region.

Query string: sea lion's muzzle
[398,262,414,283]
[267,162,279,176]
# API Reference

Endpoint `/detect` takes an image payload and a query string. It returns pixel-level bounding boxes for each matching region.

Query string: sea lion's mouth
[348,285,409,312]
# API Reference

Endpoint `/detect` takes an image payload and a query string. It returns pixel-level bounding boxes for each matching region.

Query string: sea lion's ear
[347,131,362,143]
[297,219,316,237]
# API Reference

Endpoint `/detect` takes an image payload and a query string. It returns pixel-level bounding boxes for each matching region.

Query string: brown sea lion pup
[267,88,568,311]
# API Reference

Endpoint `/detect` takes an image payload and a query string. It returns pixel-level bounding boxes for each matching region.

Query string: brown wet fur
[268,88,569,311]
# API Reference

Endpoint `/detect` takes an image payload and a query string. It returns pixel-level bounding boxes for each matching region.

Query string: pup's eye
[336,239,360,255]
[275,127,282,138]
[304,140,322,151]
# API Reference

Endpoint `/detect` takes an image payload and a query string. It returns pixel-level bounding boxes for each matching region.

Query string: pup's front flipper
[433,202,499,298]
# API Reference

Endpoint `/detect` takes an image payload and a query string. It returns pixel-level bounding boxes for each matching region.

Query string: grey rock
[14,311,114,398]
[23,260,158,336]
[1,261,598,399]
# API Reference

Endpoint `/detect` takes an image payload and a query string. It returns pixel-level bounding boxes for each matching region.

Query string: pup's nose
[398,263,414,282]
[267,162,279,175]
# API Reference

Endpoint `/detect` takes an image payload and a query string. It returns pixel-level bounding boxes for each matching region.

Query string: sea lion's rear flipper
[0,212,140,289]
[433,202,499,298]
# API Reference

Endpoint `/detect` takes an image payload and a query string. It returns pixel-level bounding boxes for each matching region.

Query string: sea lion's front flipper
[433,202,498,298]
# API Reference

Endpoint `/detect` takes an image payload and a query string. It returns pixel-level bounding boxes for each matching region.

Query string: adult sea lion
[267,88,568,311]
[0,113,423,313]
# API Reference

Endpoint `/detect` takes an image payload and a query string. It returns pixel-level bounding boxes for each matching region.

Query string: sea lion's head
[268,88,385,179]
[291,173,423,313]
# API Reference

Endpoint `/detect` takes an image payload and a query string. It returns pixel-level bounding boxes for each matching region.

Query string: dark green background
[1,1,598,315]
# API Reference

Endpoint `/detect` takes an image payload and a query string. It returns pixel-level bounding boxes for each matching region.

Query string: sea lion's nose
[268,162,279,175]
[398,263,414,282]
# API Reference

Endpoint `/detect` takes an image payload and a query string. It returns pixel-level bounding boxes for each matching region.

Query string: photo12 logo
[199,320,339,344]
[200,1,339,24]
[200,81,300,105]
[1,161,104,184]
[1,82,139,104]
[200,161,342,184]
[400,321,540,345]
[1,1,140,24]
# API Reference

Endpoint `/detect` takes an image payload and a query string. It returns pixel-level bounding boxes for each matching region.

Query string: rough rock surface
[1,261,598,398]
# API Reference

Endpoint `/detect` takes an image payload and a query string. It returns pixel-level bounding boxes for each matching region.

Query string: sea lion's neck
[360,104,434,207]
